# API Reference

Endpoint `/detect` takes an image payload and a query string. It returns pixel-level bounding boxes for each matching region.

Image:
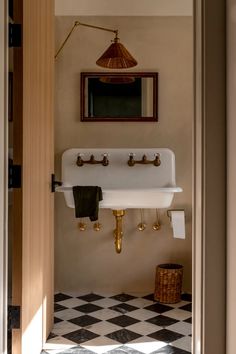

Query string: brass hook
[78,219,86,231]
[152,209,161,231]
[93,222,102,231]
[138,209,146,231]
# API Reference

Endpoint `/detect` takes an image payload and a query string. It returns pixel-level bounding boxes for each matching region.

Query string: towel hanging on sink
[72,186,103,221]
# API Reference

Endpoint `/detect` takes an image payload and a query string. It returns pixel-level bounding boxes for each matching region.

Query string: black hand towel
[72,186,103,221]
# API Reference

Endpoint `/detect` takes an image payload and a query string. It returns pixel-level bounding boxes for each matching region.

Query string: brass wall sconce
[55,21,137,69]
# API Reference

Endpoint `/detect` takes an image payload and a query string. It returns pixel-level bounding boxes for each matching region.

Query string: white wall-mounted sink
[56,148,182,210]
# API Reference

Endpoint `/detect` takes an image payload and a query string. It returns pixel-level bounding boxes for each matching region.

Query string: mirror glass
[81,72,158,121]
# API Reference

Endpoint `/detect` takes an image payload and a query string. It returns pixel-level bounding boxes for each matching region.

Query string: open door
[11,1,54,353]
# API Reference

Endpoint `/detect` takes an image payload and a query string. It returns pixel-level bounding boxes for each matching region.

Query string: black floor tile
[54,316,63,324]
[69,315,101,327]
[150,345,191,354]
[144,303,173,314]
[106,328,141,344]
[148,329,184,343]
[179,304,192,312]
[63,328,99,344]
[107,315,139,327]
[47,332,57,340]
[74,303,103,314]
[77,293,104,302]
[109,303,138,314]
[110,294,136,302]
[54,293,73,303]
[146,315,178,327]
[142,293,155,302]
[54,303,67,312]
[183,317,192,324]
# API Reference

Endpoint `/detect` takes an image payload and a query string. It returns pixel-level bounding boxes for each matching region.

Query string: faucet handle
[154,153,161,166]
[102,153,109,166]
[77,153,85,166]
[102,152,109,158]
[128,153,136,166]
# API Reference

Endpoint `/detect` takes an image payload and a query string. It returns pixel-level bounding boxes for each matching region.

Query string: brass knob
[93,222,102,231]
[78,222,86,231]
[152,222,161,231]
[138,222,146,231]
[138,209,146,231]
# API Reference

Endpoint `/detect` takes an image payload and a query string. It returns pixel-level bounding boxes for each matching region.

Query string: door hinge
[9,23,22,47]
[8,163,21,188]
[8,305,21,330]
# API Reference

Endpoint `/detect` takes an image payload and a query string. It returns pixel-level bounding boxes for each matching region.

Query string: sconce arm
[55,20,118,60]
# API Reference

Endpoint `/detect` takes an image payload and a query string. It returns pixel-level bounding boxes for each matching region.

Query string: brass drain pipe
[113,210,125,253]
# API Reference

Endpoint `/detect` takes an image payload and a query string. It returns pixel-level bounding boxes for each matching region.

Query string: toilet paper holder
[167,209,185,222]
[167,209,186,239]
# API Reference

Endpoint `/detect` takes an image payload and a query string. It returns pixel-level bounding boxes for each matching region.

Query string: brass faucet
[128,153,161,167]
[77,153,109,167]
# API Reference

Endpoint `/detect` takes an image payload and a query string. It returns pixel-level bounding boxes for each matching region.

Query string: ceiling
[55,0,193,16]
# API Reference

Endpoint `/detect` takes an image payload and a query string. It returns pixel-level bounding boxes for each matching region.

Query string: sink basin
[56,148,182,209]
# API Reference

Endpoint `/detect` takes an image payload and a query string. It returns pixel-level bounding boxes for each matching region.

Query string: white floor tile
[43,336,77,351]
[167,301,190,308]
[171,335,192,352]
[163,308,191,321]
[126,321,162,336]
[92,298,121,308]
[91,308,120,320]
[81,336,121,354]
[57,298,87,308]
[127,309,157,321]
[51,321,80,336]
[168,321,192,336]
[87,321,121,335]
[126,298,154,308]
[62,290,92,298]
[54,309,83,321]
[126,336,167,354]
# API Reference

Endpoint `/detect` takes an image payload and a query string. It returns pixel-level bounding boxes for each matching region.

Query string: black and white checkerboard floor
[42,293,192,354]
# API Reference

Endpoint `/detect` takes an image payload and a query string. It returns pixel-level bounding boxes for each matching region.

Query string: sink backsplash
[61,148,178,189]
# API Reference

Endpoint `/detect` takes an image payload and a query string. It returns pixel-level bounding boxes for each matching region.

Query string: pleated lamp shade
[96,38,137,69]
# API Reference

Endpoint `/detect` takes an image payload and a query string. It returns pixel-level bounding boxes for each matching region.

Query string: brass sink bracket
[127,153,161,167]
[113,210,125,253]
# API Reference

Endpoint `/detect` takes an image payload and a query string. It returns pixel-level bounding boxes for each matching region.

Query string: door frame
[0,0,8,353]
[194,0,226,353]
[0,0,226,353]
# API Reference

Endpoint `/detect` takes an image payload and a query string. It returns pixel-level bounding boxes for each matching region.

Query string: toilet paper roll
[170,210,185,239]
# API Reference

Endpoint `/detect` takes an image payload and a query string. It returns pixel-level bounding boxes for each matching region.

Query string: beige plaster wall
[55,0,193,16]
[55,16,193,294]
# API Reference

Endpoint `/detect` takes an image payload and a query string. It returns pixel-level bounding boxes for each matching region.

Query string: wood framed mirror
[80,72,158,122]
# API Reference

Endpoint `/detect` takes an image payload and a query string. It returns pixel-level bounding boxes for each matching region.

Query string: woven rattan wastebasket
[154,264,183,304]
